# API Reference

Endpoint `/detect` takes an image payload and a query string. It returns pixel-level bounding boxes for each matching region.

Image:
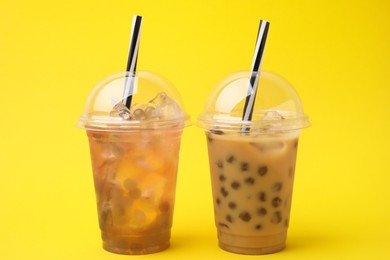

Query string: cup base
[101,230,170,255]
[218,230,286,255]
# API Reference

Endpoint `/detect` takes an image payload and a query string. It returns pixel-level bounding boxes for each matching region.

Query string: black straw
[123,15,143,109]
[242,20,270,123]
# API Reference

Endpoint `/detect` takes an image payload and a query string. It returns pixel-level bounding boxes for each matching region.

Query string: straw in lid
[78,71,190,131]
[198,19,309,133]
[197,71,309,133]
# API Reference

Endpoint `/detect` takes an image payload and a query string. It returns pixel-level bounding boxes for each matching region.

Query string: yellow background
[1,0,389,259]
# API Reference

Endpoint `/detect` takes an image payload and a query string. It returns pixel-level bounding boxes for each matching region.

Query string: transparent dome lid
[197,71,309,133]
[78,71,190,131]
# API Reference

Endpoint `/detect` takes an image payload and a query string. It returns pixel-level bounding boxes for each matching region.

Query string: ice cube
[127,199,158,229]
[133,109,146,120]
[129,103,148,120]
[133,209,147,223]
[110,101,132,120]
[144,106,159,120]
[250,141,285,154]
[139,172,166,204]
[148,92,183,119]
[101,143,124,161]
[130,103,146,113]
[118,109,132,120]
[147,92,167,108]
[100,202,113,228]
[263,110,284,120]
[123,178,141,199]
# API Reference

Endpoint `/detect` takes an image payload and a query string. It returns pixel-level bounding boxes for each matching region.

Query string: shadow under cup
[87,129,183,254]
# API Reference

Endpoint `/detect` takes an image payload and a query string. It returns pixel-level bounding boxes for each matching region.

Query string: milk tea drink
[79,72,189,254]
[206,131,299,254]
[198,71,309,254]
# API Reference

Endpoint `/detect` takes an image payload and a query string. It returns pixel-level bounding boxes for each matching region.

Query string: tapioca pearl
[221,187,229,197]
[240,162,249,171]
[228,202,237,210]
[239,211,252,222]
[258,191,267,202]
[255,224,262,230]
[226,214,234,223]
[256,207,267,216]
[271,211,282,224]
[226,155,236,163]
[219,174,226,182]
[216,197,221,206]
[257,166,268,176]
[231,181,241,190]
[245,177,255,185]
[272,182,283,192]
[217,160,224,169]
[271,197,282,207]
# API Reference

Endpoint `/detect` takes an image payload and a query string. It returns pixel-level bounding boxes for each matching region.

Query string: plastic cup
[78,71,190,254]
[197,71,309,254]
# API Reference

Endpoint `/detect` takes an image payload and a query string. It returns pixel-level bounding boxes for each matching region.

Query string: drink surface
[87,129,182,254]
[206,131,299,253]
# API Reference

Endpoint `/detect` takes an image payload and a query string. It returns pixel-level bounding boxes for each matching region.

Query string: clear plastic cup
[197,71,309,254]
[78,71,190,254]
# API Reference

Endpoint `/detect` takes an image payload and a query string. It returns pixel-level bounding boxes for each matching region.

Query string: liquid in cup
[79,72,189,254]
[198,71,309,254]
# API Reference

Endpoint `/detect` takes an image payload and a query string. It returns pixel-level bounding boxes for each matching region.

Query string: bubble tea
[198,72,309,254]
[79,71,190,254]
